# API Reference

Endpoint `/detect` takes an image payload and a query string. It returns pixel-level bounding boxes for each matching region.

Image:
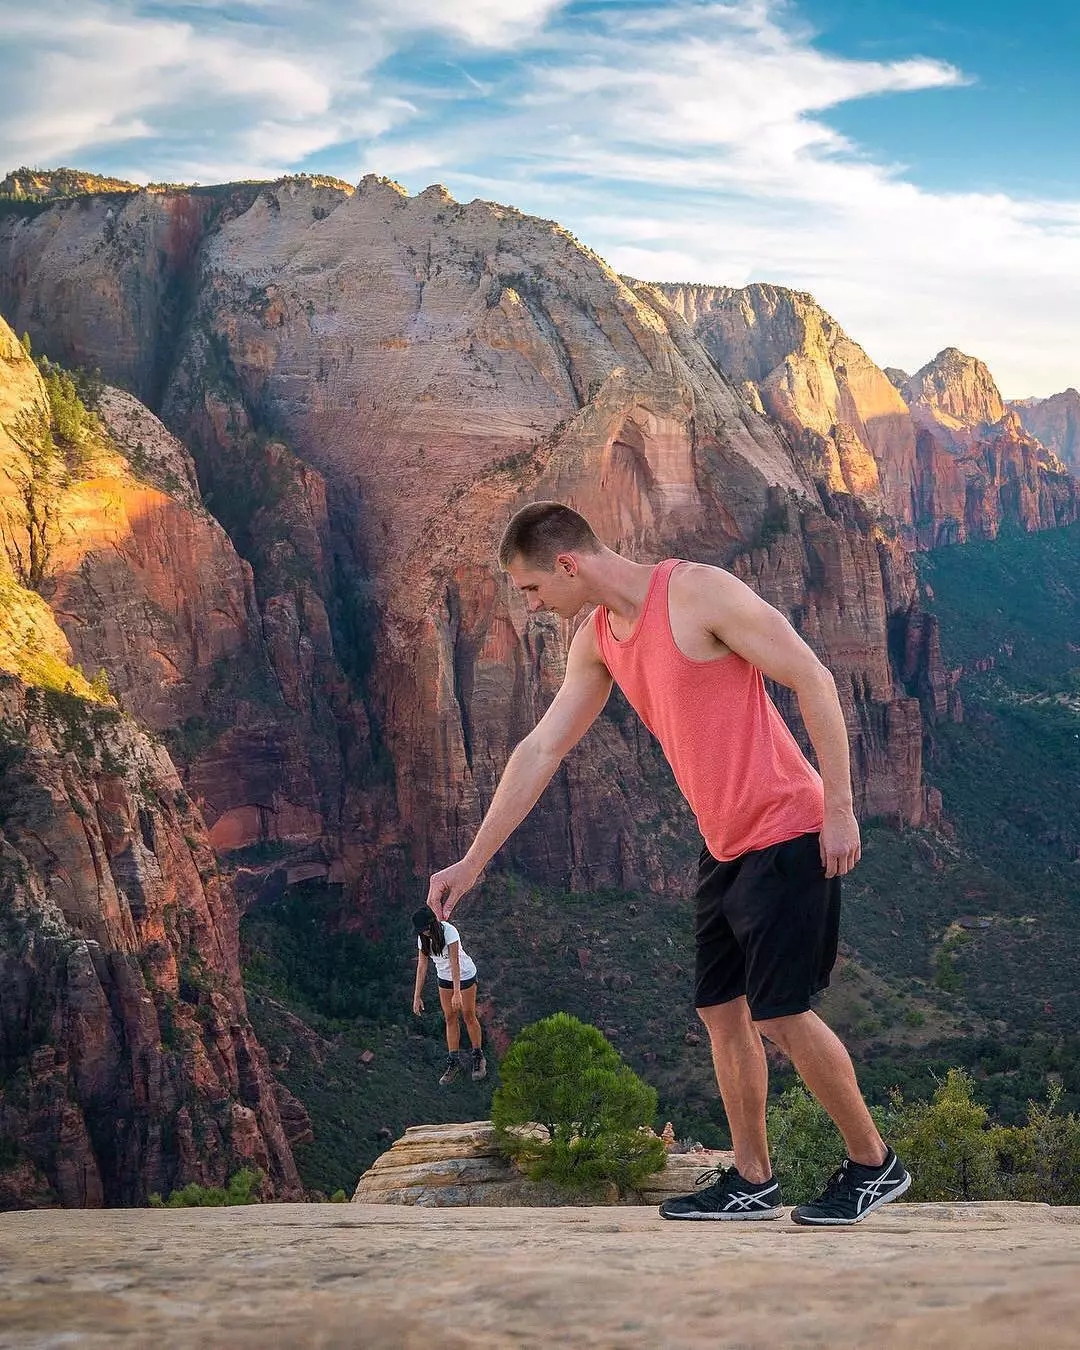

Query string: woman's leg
[437,985,461,1051]
[460,984,483,1049]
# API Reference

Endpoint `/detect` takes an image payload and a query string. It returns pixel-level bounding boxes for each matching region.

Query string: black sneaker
[791,1146,911,1226]
[470,1048,487,1081]
[438,1053,462,1085]
[659,1166,783,1221]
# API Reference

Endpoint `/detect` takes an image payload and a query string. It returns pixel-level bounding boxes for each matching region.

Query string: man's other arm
[695,565,861,878]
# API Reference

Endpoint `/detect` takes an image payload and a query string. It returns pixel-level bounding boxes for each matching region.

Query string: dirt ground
[2,1201,1079,1348]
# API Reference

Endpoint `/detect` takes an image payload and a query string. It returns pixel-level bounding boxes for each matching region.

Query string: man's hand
[427,860,481,921]
[412,995,424,1015]
[820,809,861,878]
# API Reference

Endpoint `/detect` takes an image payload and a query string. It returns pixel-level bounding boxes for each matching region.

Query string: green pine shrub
[894,1068,999,1201]
[491,1012,666,1193]
[148,1166,263,1208]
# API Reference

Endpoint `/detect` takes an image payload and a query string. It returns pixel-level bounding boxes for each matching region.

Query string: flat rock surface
[2,1203,1079,1348]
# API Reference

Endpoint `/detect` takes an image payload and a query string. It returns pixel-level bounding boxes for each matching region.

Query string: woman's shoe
[438,1053,462,1085]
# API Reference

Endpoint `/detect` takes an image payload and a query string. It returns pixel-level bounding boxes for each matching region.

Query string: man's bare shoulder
[570,606,607,665]
[670,560,748,602]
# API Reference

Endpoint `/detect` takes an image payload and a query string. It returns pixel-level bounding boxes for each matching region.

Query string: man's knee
[754,1010,813,1051]
[697,997,753,1039]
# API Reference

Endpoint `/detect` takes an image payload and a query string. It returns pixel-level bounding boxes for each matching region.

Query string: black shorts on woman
[694,830,840,1020]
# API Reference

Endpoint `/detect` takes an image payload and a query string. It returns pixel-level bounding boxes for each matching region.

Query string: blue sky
[1,0,1077,396]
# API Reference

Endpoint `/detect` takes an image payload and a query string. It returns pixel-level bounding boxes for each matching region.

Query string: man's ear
[555,552,577,576]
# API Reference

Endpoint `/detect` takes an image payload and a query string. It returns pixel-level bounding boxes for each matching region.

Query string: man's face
[505,553,586,619]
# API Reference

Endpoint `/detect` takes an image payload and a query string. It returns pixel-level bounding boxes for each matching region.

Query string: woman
[411,908,487,1084]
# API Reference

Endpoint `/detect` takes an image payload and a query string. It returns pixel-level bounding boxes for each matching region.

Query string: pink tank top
[594,559,824,861]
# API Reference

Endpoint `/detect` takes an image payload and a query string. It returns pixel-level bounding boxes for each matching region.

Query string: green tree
[991,1083,1080,1205]
[491,1013,666,1193]
[895,1068,998,1201]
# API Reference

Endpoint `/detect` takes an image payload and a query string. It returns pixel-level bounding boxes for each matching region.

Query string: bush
[149,1167,263,1208]
[491,1013,666,1193]
[991,1083,1080,1205]
[895,1068,998,1200]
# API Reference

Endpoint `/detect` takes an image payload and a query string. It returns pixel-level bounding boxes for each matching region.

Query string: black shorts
[694,831,840,1021]
[437,976,476,990]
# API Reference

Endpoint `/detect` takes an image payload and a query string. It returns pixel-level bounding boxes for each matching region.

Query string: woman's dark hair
[412,907,446,957]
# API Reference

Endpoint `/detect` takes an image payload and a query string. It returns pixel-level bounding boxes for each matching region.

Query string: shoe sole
[659,1207,784,1222]
[790,1171,912,1226]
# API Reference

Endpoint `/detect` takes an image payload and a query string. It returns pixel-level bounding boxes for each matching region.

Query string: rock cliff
[0,675,304,1208]
[0,318,304,1208]
[1011,388,1080,475]
[0,312,383,891]
[654,285,1079,548]
[903,348,1006,447]
[0,178,940,896]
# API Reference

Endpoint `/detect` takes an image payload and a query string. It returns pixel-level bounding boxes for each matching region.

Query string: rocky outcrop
[351,1120,733,1206]
[652,282,917,520]
[0,675,305,1208]
[1011,389,1080,475]
[901,351,1078,546]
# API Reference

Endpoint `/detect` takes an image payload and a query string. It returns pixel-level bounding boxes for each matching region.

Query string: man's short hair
[499,502,602,569]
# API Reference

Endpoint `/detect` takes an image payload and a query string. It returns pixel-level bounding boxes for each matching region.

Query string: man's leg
[698,997,772,1183]
[755,1009,885,1166]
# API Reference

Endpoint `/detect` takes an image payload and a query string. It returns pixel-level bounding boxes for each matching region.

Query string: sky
[1,0,1077,397]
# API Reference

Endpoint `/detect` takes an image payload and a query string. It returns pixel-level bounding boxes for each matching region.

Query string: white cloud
[0,0,1077,394]
[369,0,568,46]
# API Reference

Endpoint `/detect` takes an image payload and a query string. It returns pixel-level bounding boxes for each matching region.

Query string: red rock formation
[1011,388,1080,475]
[653,282,917,521]
[902,351,1078,547]
[0,676,305,1208]
[0,316,380,882]
[654,285,1079,548]
[903,348,1006,448]
[1,179,944,896]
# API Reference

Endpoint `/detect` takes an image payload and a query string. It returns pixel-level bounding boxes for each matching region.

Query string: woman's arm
[449,943,463,1010]
[412,951,428,1015]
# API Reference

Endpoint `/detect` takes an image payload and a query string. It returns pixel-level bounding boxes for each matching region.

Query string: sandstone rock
[903,347,1006,446]
[3,1203,1080,1350]
[0,675,302,1206]
[653,284,1079,550]
[0,312,377,884]
[1011,387,1080,474]
[0,180,976,894]
[350,1120,732,1207]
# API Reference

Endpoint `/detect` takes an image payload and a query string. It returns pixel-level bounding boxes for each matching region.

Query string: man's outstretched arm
[428,619,613,919]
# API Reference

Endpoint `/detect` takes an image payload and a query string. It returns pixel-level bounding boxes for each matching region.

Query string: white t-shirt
[418,922,477,983]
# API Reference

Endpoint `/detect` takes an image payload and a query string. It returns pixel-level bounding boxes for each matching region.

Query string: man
[427,501,911,1225]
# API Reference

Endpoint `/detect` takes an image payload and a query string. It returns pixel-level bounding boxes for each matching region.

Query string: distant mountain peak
[903,347,1005,432]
